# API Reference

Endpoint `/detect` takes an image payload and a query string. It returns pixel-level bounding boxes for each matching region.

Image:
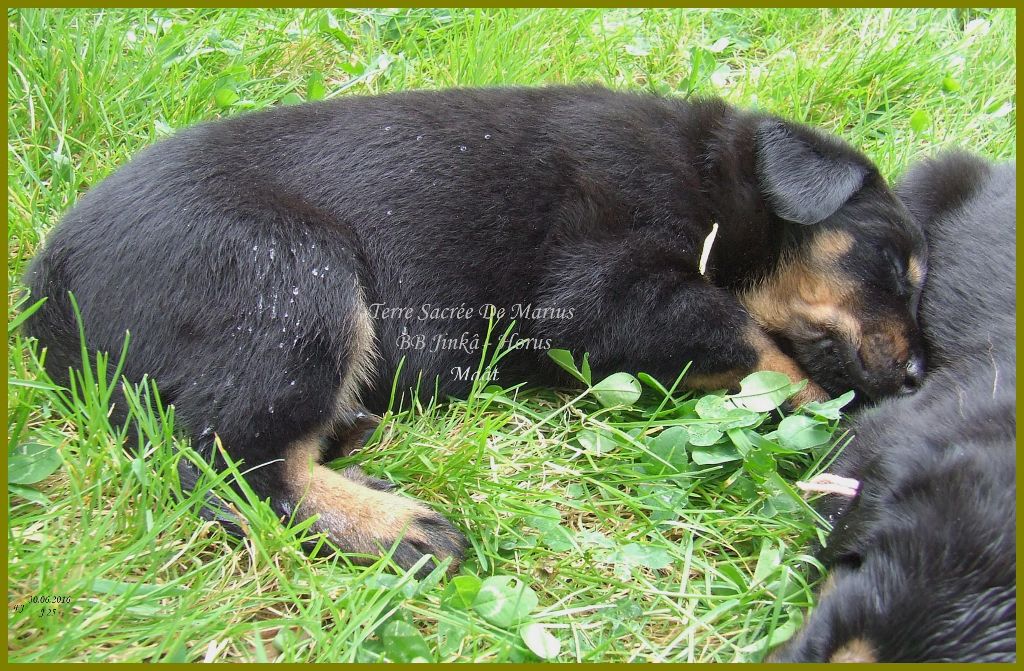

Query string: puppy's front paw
[790,381,830,408]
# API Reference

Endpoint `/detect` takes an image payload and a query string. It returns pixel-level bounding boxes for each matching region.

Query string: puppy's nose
[899,356,925,395]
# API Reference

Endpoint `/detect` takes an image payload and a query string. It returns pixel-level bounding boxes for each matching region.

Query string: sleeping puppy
[24,86,926,575]
[771,153,1016,662]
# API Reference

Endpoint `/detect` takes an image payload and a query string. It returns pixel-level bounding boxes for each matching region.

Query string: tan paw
[287,457,466,577]
[790,380,830,407]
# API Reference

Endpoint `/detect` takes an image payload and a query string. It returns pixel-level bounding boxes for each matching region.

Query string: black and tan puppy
[771,153,1016,662]
[25,86,926,574]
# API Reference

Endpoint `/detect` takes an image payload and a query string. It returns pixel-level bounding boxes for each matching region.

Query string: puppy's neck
[693,109,795,288]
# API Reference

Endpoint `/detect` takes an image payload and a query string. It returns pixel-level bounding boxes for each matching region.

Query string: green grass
[6,7,1016,663]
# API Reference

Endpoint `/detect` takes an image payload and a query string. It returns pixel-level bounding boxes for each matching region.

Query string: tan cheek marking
[811,230,856,261]
[738,250,811,334]
[739,261,809,333]
[740,255,857,337]
[829,638,877,663]
[739,283,791,333]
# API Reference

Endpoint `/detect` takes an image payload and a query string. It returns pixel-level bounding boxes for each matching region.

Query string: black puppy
[771,153,1016,662]
[25,86,926,574]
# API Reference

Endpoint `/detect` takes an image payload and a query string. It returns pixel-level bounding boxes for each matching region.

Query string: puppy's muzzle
[846,337,925,400]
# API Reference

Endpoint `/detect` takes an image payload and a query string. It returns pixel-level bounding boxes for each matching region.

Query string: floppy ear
[755,120,869,225]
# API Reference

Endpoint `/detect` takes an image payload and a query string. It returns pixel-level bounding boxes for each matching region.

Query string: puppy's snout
[899,355,926,395]
[855,330,924,400]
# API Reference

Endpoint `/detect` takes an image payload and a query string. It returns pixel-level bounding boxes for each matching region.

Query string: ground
[5,7,1016,663]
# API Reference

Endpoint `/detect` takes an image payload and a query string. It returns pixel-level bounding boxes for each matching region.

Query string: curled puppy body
[772,153,1016,662]
[24,86,925,574]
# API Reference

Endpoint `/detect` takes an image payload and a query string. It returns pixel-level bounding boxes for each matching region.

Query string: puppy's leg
[266,289,465,574]
[322,408,395,492]
[322,406,381,461]
[280,436,465,575]
[535,232,827,402]
[766,568,878,663]
[745,327,829,406]
[185,341,465,576]
[160,194,465,576]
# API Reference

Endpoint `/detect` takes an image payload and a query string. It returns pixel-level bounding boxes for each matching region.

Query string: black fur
[24,85,925,572]
[771,153,1016,662]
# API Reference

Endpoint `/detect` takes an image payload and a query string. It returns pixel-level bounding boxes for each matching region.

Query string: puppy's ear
[755,120,868,225]
[895,150,992,228]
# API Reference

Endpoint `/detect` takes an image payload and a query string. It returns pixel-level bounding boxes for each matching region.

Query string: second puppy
[771,152,1017,662]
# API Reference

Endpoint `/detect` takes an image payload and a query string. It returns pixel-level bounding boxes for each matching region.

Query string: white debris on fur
[796,473,861,498]
[699,221,719,276]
